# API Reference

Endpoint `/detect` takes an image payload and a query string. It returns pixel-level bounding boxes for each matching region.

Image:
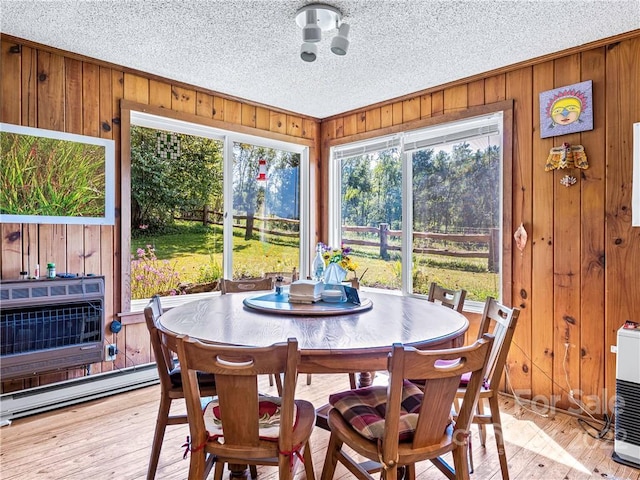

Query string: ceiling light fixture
[295,3,350,62]
[330,23,350,56]
[300,42,317,62]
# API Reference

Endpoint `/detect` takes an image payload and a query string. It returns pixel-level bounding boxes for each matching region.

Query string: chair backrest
[221,277,274,294]
[175,335,300,457]
[476,297,520,389]
[264,267,299,285]
[381,335,494,462]
[427,282,467,313]
[143,295,176,392]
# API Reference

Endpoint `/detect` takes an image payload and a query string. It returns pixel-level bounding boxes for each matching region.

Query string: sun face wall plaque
[539,80,593,139]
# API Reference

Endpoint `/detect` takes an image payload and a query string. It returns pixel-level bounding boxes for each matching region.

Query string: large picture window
[330,110,506,305]
[122,109,309,311]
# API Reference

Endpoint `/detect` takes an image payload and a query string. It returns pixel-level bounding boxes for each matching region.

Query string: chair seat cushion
[409,360,489,389]
[328,380,424,441]
[431,359,489,388]
[203,396,297,441]
[169,367,216,388]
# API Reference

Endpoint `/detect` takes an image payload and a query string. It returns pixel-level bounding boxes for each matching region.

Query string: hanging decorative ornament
[257,158,267,182]
[256,158,267,182]
[560,175,577,187]
[157,131,181,160]
[545,143,588,171]
[514,223,528,252]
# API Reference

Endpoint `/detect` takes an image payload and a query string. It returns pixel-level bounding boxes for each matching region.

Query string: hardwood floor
[1,373,638,480]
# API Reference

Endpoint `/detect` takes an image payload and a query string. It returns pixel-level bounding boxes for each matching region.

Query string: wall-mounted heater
[613,321,640,468]
[0,276,105,380]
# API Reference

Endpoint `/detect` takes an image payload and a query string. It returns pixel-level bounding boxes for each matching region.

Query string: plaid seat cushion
[203,396,298,441]
[328,380,424,441]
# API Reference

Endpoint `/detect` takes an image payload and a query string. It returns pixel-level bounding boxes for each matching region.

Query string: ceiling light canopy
[295,3,350,62]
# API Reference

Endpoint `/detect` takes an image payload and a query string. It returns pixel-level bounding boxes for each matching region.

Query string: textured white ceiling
[1,0,638,119]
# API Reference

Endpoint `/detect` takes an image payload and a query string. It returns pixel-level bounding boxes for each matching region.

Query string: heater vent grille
[615,379,640,447]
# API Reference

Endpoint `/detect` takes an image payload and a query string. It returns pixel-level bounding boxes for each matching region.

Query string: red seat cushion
[203,396,298,441]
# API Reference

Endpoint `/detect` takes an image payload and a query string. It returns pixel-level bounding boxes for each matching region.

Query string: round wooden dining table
[159,290,469,384]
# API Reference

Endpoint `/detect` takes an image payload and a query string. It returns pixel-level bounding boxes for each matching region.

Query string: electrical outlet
[105,343,117,362]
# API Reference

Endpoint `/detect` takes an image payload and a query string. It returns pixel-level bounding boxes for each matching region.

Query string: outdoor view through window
[129,123,301,300]
[333,113,502,302]
[128,111,502,304]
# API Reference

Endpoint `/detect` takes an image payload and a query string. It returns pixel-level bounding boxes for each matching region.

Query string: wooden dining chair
[220,277,281,391]
[427,282,467,313]
[454,297,520,480]
[263,267,299,285]
[143,295,217,480]
[370,283,468,395]
[321,334,494,480]
[175,336,316,480]
[263,268,316,385]
[221,277,274,294]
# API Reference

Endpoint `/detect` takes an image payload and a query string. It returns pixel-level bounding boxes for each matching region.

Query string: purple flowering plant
[130,245,182,299]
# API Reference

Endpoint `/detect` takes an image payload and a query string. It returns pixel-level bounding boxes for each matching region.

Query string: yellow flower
[320,244,357,272]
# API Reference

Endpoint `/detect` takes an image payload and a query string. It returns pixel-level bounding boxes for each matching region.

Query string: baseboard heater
[0,363,159,426]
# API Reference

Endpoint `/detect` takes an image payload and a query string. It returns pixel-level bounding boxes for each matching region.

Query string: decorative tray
[243,292,373,316]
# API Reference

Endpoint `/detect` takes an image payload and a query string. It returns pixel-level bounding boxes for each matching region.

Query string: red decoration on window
[257,158,267,181]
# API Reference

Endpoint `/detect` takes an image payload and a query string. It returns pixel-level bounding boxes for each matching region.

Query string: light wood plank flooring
[1,373,638,479]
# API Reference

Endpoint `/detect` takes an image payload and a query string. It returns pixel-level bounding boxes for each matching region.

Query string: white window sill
[129,286,486,315]
[130,290,221,313]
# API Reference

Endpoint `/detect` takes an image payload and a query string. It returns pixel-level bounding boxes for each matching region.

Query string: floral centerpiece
[321,244,358,273]
[319,243,359,287]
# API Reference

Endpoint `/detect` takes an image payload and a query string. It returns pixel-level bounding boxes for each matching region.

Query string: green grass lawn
[132,221,498,301]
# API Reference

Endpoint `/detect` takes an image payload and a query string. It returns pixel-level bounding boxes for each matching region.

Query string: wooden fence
[177,210,499,271]
[343,224,499,272]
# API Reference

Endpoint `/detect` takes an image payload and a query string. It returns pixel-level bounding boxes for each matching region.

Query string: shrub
[131,245,183,299]
[197,254,223,284]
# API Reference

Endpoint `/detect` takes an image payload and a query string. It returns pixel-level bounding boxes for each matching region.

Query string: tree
[130,126,222,231]
[371,150,402,229]
[232,144,301,240]
[342,156,374,226]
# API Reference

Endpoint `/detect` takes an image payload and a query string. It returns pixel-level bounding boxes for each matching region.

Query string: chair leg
[214,460,225,480]
[147,395,171,480]
[306,373,312,385]
[489,395,510,480]
[274,373,283,396]
[477,400,487,447]
[451,443,471,480]
[405,464,416,480]
[383,465,399,480]
[250,465,258,479]
[303,441,316,480]
[269,374,275,387]
[188,449,207,480]
[468,434,474,474]
[320,433,342,480]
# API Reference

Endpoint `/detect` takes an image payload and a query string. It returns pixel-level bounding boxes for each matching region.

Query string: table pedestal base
[357,371,374,387]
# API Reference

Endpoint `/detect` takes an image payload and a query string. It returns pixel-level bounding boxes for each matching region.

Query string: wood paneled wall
[1,32,638,413]
[320,34,640,412]
[0,35,320,392]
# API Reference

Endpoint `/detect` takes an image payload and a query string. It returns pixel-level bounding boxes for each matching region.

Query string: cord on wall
[505,338,613,439]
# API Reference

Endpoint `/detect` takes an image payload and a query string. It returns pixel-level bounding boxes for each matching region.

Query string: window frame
[120,102,313,314]
[327,101,513,307]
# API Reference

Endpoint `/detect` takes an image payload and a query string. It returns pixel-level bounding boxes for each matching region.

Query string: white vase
[324,263,347,285]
